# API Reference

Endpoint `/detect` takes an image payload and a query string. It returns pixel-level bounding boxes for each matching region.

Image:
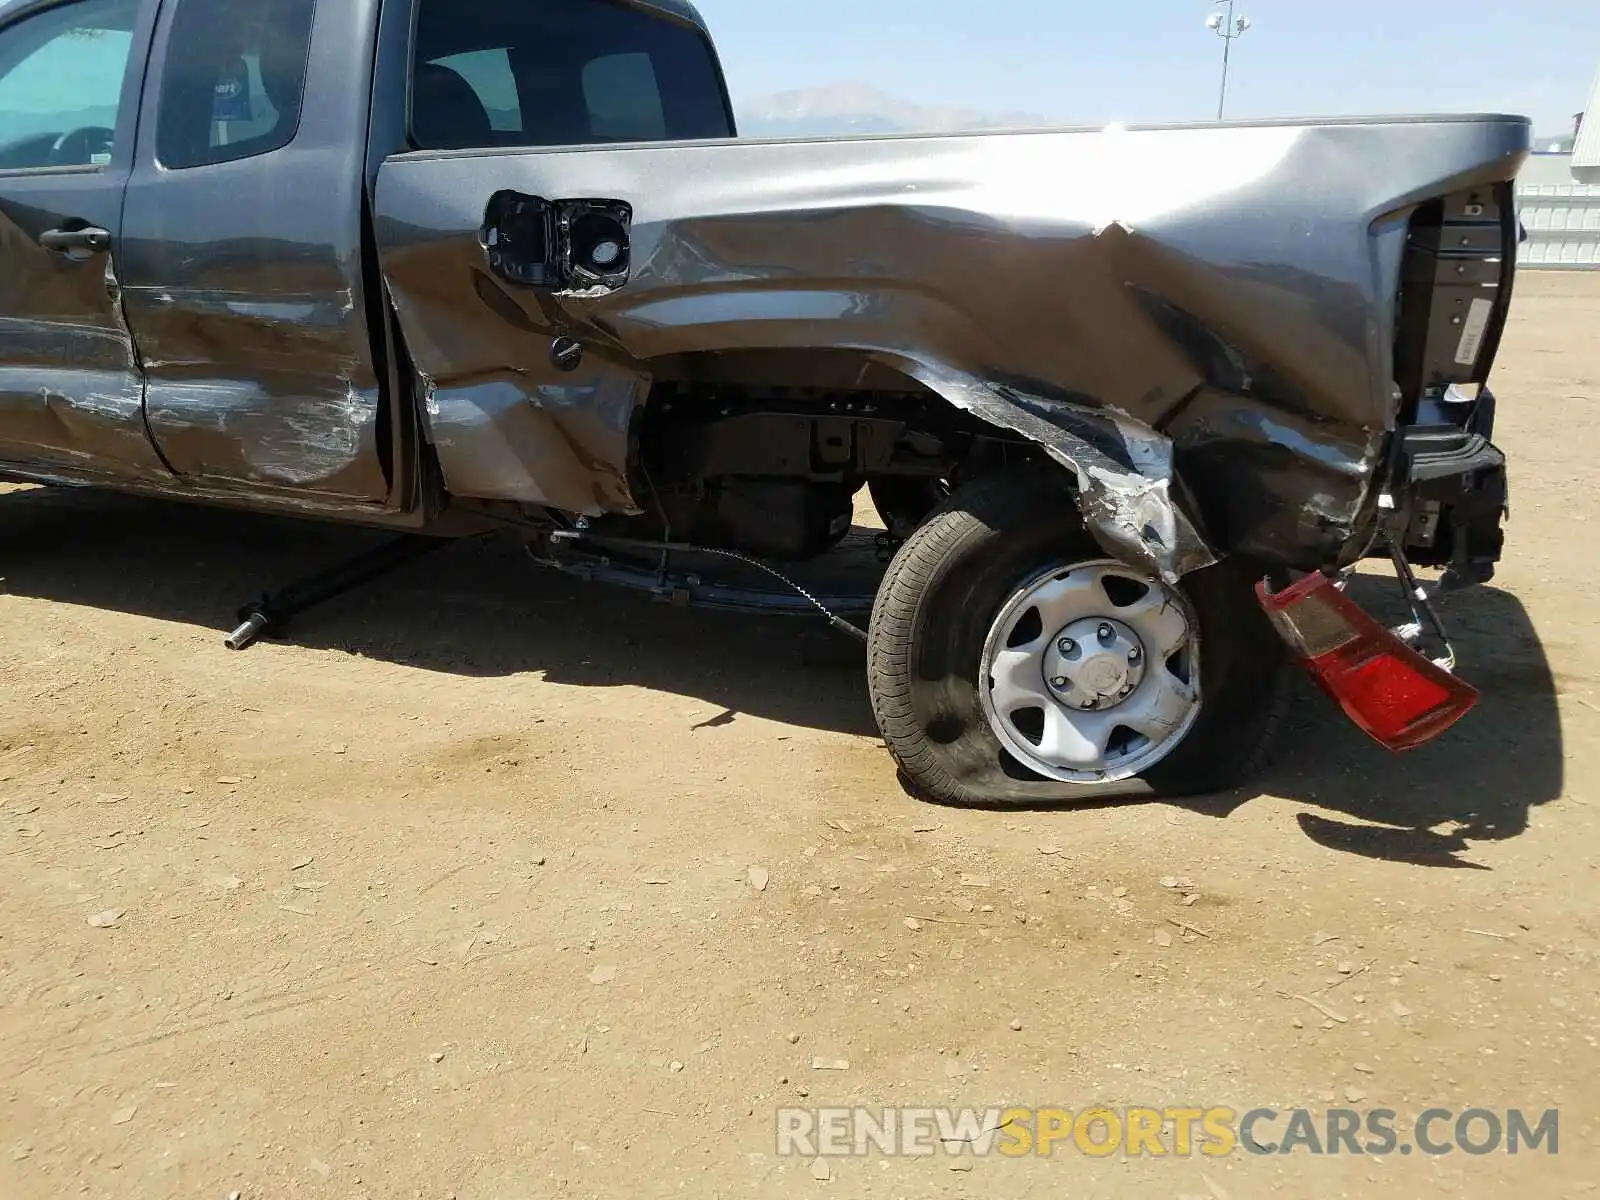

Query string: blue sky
[700,0,1597,135]
[1,0,1592,138]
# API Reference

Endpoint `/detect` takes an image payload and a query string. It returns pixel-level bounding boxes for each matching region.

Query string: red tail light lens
[1257,572,1477,752]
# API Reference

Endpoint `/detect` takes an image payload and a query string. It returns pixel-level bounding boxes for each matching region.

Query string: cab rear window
[409,0,732,151]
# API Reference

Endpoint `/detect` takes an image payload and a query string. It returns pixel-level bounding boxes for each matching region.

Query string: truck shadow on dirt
[0,486,881,735]
[0,487,1564,866]
[1172,573,1564,867]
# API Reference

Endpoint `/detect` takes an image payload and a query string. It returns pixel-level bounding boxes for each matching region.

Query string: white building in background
[1515,66,1600,269]
[1573,66,1599,176]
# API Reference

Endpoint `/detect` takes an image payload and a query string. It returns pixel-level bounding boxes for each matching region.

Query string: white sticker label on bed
[1454,297,1494,367]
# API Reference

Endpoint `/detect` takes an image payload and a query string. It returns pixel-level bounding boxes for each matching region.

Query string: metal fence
[1516,154,1600,269]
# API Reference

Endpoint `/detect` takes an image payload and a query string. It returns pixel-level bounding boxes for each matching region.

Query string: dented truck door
[0,0,166,479]
[373,0,734,515]
[113,0,392,504]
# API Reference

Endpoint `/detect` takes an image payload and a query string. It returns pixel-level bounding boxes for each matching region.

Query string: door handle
[39,226,111,255]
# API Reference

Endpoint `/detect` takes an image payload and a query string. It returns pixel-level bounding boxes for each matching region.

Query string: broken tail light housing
[1256,572,1477,752]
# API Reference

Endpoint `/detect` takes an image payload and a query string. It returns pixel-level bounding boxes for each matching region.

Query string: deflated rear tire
[866,471,1290,806]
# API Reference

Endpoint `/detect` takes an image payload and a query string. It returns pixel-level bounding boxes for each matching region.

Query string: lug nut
[1081,700,1097,710]
[1128,645,1142,663]
[1051,676,1069,689]
[1097,623,1115,643]
[1058,638,1076,655]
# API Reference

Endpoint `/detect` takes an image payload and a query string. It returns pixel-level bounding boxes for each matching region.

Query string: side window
[0,0,138,171]
[155,0,315,169]
[430,50,522,133]
[410,0,731,152]
[582,53,665,141]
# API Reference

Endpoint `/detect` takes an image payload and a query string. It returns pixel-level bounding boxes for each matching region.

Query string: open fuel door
[373,0,732,514]
[374,174,652,516]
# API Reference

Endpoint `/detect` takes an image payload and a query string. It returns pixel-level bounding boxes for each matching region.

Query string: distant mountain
[736,83,1047,138]
[740,114,908,139]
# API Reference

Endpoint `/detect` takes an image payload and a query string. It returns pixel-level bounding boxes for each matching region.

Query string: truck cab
[0,0,732,518]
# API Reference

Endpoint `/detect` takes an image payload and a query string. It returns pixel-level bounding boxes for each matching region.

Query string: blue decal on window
[212,59,251,122]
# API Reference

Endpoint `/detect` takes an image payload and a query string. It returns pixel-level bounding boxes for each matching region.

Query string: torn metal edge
[886,357,1218,583]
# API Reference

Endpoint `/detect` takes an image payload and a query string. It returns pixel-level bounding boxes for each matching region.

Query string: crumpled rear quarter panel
[376,116,1528,576]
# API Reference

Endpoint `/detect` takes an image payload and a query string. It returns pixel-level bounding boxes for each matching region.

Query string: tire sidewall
[899,513,1101,798]
[871,479,1285,805]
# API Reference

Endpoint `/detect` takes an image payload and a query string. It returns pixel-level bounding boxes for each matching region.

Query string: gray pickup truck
[0,0,1526,805]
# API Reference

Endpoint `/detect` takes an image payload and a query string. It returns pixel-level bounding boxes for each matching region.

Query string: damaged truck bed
[0,0,1527,804]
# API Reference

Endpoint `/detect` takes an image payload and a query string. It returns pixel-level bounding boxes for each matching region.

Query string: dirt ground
[2,272,1598,1200]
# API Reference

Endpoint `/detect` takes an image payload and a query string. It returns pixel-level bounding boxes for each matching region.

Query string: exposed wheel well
[606,349,1053,559]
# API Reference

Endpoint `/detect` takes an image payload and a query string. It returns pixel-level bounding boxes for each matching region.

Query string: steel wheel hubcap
[979,560,1201,783]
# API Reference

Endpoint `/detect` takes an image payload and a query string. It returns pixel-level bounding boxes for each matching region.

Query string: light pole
[1205,0,1252,121]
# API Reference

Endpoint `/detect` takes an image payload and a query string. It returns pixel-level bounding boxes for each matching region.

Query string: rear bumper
[1384,387,1509,590]
[1270,386,1508,751]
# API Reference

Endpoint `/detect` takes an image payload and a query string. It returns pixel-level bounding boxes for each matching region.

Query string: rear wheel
[867,471,1289,806]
